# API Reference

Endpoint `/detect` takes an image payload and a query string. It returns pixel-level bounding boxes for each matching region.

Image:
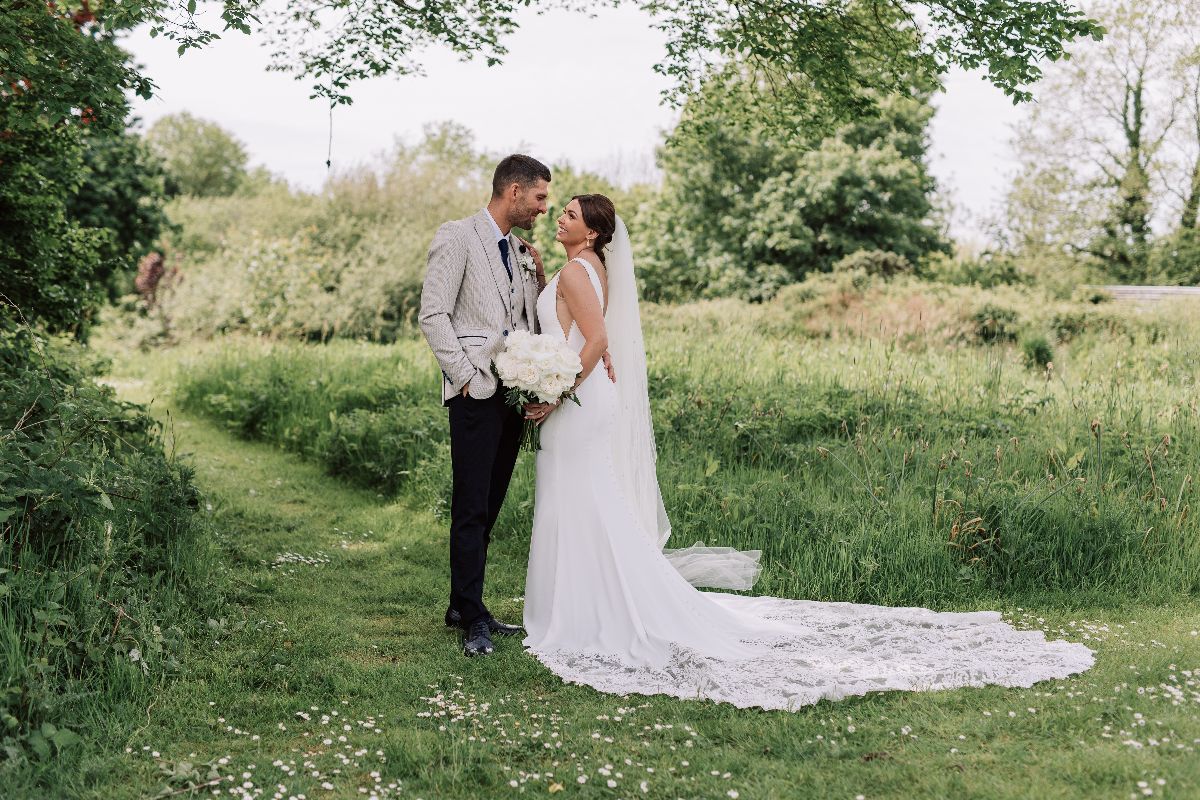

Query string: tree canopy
[146,112,250,197]
[641,69,948,301]
[0,2,154,333]
[143,0,1102,117]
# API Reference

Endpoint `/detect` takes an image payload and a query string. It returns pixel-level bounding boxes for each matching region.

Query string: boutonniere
[516,243,538,278]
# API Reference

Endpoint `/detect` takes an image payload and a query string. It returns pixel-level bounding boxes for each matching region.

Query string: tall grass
[171,293,1200,610]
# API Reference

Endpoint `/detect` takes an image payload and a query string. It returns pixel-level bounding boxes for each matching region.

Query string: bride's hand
[524,400,557,424]
[516,236,545,276]
[602,350,616,383]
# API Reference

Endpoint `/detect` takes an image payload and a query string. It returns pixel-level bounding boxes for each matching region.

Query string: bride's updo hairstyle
[572,194,617,265]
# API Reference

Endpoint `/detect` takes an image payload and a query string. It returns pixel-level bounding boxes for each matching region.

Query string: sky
[122,4,1029,244]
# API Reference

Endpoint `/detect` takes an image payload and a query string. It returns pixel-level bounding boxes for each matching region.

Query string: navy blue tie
[498,238,513,281]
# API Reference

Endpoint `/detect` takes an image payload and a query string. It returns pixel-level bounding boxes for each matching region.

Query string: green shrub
[923,252,1029,288]
[1070,285,1114,305]
[1049,308,1130,342]
[969,303,1021,343]
[1020,334,1054,368]
[1,310,215,765]
[1149,227,1200,285]
[831,249,913,279]
[108,123,491,346]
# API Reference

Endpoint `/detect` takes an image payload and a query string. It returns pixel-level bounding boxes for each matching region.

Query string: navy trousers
[445,391,523,627]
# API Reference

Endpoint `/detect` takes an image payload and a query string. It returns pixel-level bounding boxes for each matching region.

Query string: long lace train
[523,252,1094,712]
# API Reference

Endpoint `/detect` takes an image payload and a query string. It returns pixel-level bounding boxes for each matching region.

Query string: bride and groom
[418,154,1094,711]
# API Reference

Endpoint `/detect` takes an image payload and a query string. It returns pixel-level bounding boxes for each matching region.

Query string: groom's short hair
[492,154,551,198]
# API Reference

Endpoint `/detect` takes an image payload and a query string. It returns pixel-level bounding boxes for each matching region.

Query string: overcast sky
[122,4,1030,244]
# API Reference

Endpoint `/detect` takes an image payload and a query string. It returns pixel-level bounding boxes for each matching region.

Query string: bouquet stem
[520,418,543,452]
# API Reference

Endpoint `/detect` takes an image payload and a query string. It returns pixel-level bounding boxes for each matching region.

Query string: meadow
[164,282,1200,608]
[42,280,1198,799]
[9,4,1200,797]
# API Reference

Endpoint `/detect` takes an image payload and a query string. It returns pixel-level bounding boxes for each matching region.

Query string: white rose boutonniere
[515,242,538,279]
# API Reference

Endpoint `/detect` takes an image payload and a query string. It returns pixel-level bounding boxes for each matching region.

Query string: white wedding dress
[522,225,1094,712]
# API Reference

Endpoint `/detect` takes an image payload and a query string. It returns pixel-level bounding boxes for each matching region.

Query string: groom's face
[508,179,550,230]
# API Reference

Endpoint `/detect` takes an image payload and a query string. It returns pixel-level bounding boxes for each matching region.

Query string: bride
[519,194,1094,712]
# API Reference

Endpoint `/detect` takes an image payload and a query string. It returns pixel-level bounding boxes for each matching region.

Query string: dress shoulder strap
[568,257,606,309]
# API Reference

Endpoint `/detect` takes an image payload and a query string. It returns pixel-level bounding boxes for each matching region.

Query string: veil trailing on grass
[604,217,762,591]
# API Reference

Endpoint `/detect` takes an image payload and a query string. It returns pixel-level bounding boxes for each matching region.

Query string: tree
[0,2,153,335]
[1166,37,1200,230]
[145,112,249,197]
[640,69,949,302]
[67,127,173,298]
[1000,0,1200,282]
[0,0,1108,330]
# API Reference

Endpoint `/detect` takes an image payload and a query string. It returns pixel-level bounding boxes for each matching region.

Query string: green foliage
[1149,227,1200,285]
[0,3,157,336]
[0,120,108,336]
[0,4,151,135]
[0,310,215,765]
[1049,309,1124,343]
[924,252,1031,288]
[1020,333,1054,368]
[110,123,663,344]
[831,249,913,279]
[642,74,949,302]
[999,0,1199,285]
[317,406,447,494]
[66,127,173,298]
[970,303,1021,343]
[174,338,446,490]
[145,112,250,197]
[210,0,1100,118]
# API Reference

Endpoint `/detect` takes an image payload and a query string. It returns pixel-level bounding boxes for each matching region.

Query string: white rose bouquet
[492,330,582,451]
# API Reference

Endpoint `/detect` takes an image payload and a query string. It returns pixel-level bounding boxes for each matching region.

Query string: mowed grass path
[70,377,1200,800]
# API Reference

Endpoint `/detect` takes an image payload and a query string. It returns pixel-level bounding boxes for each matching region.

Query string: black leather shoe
[446,608,524,637]
[485,617,523,637]
[462,619,494,657]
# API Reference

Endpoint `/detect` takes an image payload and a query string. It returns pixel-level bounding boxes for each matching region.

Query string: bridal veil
[604,218,762,590]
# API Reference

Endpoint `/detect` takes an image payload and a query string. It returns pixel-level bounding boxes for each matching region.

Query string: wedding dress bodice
[536,257,604,359]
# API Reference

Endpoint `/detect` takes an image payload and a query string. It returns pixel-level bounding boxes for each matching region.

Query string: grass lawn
[51,361,1199,800]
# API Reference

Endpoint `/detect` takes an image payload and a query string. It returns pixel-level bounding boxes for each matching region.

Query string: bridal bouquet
[493,330,582,451]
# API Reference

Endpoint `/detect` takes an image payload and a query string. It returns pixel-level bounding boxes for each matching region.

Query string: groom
[419,155,551,657]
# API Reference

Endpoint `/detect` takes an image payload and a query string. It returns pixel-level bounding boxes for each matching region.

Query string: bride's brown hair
[571,194,616,265]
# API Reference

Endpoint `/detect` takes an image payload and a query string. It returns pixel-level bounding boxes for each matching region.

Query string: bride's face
[555,199,594,248]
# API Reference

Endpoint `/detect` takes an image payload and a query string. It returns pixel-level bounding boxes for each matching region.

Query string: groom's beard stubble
[511,203,539,232]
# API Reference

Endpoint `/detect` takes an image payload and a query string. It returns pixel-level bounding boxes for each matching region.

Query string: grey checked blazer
[419,210,541,404]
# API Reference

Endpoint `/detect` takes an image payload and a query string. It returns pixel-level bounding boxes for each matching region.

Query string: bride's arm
[558,263,608,389]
